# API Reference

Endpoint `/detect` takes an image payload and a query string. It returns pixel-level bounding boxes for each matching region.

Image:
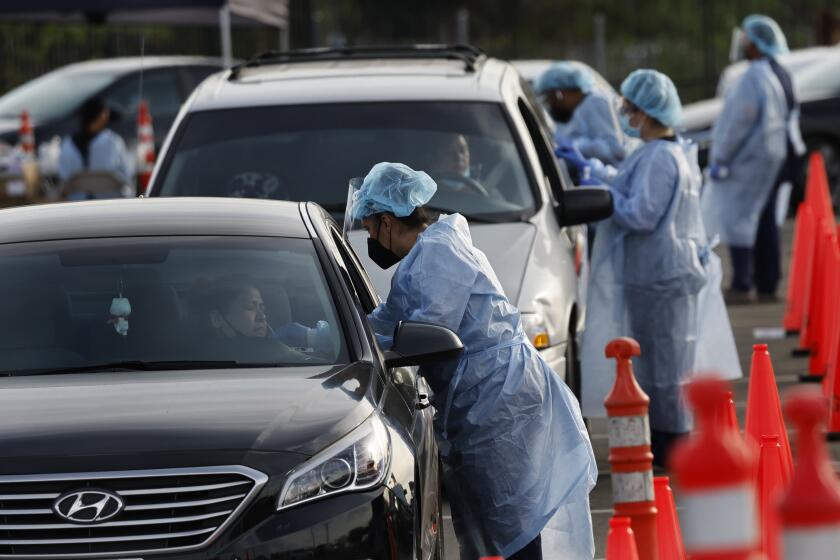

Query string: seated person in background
[190,275,332,354]
[58,97,133,185]
[427,133,487,194]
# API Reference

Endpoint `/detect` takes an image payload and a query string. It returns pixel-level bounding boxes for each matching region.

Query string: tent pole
[219,2,233,68]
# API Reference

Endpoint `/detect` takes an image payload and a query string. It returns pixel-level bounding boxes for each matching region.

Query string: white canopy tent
[0,0,290,67]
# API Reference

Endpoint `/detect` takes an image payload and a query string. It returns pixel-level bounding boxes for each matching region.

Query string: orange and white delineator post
[18,110,34,158]
[604,337,658,560]
[779,387,840,558]
[136,100,156,193]
[672,377,760,560]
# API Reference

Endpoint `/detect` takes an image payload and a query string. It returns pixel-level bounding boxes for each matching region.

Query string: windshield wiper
[4,360,243,376]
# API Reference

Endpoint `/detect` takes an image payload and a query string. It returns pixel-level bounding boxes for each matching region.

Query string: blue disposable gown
[702,59,788,248]
[558,89,626,166]
[58,129,134,184]
[368,214,597,559]
[580,139,709,433]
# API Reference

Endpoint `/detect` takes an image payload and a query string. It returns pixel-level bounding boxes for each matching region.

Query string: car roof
[187,57,512,111]
[0,198,310,244]
[59,56,226,77]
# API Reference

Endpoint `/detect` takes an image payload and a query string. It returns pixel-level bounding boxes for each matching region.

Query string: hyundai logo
[53,489,124,524]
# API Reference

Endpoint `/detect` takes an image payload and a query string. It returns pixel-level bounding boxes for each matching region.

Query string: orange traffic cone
[784,203,814,333]
[745,345,794,480]
[606,516,640,560]
[672,377,759,560]
[654,477,685,560]
[757,435,788,560]
[804,151,835,225]
[812,240,840,385]
[136,100,156,194]
[824,239,840,437]
[798,220,834,363]
[715,389,740,435]
[779,387,840,557]
[804,225,838,380]
[18,110,34,158]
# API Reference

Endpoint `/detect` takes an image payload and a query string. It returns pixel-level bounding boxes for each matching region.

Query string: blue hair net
[535,62,594,94]
[620,69,682,129]
[351,162,437,220]
[743,14,789,57]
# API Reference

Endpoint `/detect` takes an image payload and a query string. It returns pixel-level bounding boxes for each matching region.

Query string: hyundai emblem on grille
[53,489,125,524]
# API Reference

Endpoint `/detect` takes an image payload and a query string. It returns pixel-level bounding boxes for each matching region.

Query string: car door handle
[416,393,432,410]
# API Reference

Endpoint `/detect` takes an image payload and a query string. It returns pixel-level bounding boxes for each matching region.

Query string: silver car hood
[348,222,536,303]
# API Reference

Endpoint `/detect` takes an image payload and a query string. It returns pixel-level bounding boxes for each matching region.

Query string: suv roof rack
[229,44,485,80]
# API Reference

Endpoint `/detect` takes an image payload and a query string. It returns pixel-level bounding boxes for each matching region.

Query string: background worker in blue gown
[559,70,712,468]
[535,61,626,167]
[347,162,597,560]
[702,15,798,303]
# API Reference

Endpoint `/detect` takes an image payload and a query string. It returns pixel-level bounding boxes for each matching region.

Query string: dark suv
[0,197,457,558]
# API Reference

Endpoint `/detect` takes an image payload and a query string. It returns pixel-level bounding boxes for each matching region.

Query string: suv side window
[105,69,183,121]
[517,97,565,199]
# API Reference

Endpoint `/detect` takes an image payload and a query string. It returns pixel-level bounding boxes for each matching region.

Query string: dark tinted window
[158,102,536,222]
[105,69,183,120]
[184,65,221,90]
[0,236,347,374]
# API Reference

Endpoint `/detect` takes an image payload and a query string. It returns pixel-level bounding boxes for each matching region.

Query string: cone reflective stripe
[18,110,34,158]
[672,377,759,559]
[654,477,685,560]
[756,435,787,560]
[784,203,816,333]
[745,344,793,481]
[780,388,840,558]
[604,337,658,560]
[607,516,640,560]
[136,100,156,193]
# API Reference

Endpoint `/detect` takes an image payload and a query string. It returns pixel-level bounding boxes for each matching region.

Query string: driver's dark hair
[374,206,435,228]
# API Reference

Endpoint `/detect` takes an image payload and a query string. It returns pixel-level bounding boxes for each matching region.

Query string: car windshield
[0,236,347,375]
[157,102,537,222]
[0,67,120,121]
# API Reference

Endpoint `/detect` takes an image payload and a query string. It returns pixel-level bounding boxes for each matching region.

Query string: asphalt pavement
[442,219,840,559]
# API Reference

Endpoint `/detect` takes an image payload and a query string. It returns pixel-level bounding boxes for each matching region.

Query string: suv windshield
[157,102,536,222]
[0,67,119,121]
[0,236,347,375]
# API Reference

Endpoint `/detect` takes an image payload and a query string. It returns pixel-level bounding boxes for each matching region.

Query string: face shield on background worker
[578,69,740,466]
[350,161,597,560]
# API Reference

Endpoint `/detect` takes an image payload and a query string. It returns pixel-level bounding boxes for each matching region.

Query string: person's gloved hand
[554,144,589,171]
[578,167,602,186]
[708,163,729,181]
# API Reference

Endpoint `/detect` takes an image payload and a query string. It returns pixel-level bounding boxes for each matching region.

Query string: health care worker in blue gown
[535,61,626,167]
[703,15,800,303]
[558,70,711,467]
[347,162,597,560]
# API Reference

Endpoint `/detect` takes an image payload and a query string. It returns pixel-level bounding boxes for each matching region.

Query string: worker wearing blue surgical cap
[703,14,800,303]
[349,162,597,560]
[566,70,727,468]
[535,62,626,166]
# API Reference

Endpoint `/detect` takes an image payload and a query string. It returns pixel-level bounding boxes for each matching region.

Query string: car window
[0,68,118,121]
[105,69,183,121]
[184,65,221,90]
[517,98,563,198]
[0,236,348,374]
[329,228,378,313]
[157,102,537,223]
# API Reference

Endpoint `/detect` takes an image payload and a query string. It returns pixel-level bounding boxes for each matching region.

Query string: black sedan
[0,197,457,558]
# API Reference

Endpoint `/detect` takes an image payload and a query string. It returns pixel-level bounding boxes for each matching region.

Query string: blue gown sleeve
[710,68,762,166]
[573,95,626,165]
[610,145,679,233]
[57,137,82,182]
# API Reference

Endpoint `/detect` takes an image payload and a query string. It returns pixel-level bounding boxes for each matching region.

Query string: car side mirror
[557,187,613,227]
[383,321,464,368]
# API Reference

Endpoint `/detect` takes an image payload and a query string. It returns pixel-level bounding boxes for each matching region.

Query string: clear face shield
[729,27,747,63]
[342,177,365,240]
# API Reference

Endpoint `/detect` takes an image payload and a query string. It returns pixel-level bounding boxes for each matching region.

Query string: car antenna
[138,35,145,108]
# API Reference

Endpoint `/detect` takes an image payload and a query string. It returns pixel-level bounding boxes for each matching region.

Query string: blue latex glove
[554,144,589,171]
[708,163,729,181]
[578,167,602,186]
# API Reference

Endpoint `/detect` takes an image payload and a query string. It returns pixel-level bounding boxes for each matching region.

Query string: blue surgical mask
[620,113,641,138]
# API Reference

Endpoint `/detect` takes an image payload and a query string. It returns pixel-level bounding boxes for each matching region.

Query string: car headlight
[521,312,551,350]
[277,413,391,510]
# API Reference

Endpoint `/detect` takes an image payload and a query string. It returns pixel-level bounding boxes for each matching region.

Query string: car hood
[349,221,536,301]
[0,364,375,460]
